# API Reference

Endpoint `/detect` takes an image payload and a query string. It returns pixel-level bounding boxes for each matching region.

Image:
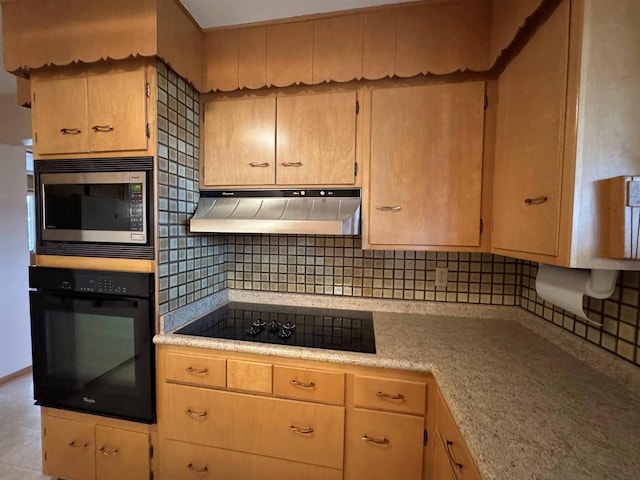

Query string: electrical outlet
[435,267,448,288]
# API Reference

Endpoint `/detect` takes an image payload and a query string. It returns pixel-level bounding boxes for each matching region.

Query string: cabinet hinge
[355,100,360,115]
[146,123,150,139]
[354,162,358,177]
[145,82,150,98]
[424,429,428,447]
[34,132,38,144]
[480,218,484,234]
[484,94,488,110]
[149,443,154,459]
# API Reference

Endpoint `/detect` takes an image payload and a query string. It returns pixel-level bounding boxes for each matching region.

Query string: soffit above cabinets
[180,0,409,29]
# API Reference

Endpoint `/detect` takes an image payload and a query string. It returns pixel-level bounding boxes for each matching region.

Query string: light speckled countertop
[154,290,640,480]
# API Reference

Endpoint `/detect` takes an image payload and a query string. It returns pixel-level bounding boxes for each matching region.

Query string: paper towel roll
[535,264,601,327]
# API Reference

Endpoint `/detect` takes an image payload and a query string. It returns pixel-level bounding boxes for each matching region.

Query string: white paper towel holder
[535,264,619,328]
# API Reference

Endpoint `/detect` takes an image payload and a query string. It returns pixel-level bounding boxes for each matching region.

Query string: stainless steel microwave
[35,157,154,259]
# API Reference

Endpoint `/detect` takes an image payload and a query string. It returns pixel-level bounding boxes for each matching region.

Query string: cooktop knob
[282,321,296,331]
[246,326,262,336]
[267,320,281,333]
[277,329,293,339]
[252,319,266,328]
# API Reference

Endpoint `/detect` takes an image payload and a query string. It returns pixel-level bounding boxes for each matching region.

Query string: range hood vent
[190,189,361,235]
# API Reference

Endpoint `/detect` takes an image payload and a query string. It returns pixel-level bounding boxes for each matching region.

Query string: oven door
[29,289,155,423]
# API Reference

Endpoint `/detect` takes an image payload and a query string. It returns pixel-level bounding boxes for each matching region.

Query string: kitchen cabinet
[432,387,481,480]
[157,345,431,480]
[492,0,640,268]
[31,64,149,157]
[41,408,151,480]
[266,21,313,88]
[202,90,358,188]
[364,81,485,250]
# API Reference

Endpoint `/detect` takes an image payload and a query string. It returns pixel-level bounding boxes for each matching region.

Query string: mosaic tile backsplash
[156,62,226,315]
[156,64,640,367]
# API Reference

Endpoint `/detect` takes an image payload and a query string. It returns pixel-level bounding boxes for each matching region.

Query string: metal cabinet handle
[290,425,314,435]
[185,408,208,417]
[281,162,303,167]
[249,162,270,168]
[68,440,89,448]
[445,439,464,469]
[91,125,114,132]
[186,366,209,374]
[524,195,548,205]
[376,391,405,400]
[361,434,390,445]
[187,463,209,473]
[99,446,119,456]
[60,128,82,135]
[290,379,315,388]
[377,205,402,211]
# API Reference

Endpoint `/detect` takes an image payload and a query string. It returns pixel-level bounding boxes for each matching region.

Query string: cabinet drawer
[95,426,150,480]
[353,376,426,415]
[227,359,273,393]
[161,438,342,480]
[42,415,95,480]
[274,366,345,405]
[165,383,345,468]
[435,392,481,480]
[165,352,226,388]
[345,408,424,480]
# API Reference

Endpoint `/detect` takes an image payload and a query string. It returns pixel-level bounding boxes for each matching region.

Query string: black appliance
[175,303,376,354]
[29,266,156,423]
[34,157,153,259]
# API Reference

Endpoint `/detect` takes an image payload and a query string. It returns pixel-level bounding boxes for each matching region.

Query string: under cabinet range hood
[190,189,361,235]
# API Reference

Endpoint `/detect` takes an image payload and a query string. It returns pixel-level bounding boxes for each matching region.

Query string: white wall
[0,143,31,378]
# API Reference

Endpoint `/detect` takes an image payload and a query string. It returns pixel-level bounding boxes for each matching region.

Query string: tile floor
[0,374,53,479]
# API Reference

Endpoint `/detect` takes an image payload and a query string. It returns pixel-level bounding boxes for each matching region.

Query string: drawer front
[165,352,226,388]
[95,426,150,480]
[345,408,424,480]
[274,366,345,405]
[227,359,273,394]
[161,438,342,480]
[42,415,95,480]
[165,383,345,468]
[436,392,481,480]
[354,376,426,415]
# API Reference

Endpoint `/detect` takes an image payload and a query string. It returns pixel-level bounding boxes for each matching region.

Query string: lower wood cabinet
[41,408,151,480]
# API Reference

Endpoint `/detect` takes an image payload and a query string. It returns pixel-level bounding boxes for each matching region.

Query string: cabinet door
[32,76,89,154]
[432,437,457,480]
[95,426,149,480]
[345,408,424,480]
[266,21,313,87]
[42,415,95,480]
[202,97,276,187]
[492,0,569,256]
[368,82,485,247]
[87,69,148,153]
[276,91,357,185]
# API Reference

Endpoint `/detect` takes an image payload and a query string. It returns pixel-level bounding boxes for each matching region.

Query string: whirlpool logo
[82,396,96,404]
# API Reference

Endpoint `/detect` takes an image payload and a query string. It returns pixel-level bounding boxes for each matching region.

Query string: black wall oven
[29,266,155,423]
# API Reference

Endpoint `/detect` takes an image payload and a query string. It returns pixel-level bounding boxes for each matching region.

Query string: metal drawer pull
[376,391,405,400]
[281,162,303,167]
[91,125,114,132]
[446,440,464,469]
[524,195,548,205]
[362,434,390,445]
[60,128,82,135]
[186,366,209,374]
[290,379,315,388]
[99,446,119,456]
[290,425,314,435]
[185,408,208,417]
[68,440,88,448]
[377,205,402,211]
[187,463,209,473]
[249,162,270,168]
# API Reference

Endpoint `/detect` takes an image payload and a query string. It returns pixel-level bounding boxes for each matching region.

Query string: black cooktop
[174,302,376,354]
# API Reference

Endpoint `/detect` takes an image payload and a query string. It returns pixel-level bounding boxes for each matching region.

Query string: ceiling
[180,0,408,29]
[0,0,410,94]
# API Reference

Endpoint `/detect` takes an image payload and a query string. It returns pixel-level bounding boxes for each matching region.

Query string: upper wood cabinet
[364,82,485,250]
[266,21,314,88]
[491,0,640,268]
[202,90,358,188]
[31,66,149,156]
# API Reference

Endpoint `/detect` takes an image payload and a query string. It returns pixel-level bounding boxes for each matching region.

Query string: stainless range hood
[190,189,361,235]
